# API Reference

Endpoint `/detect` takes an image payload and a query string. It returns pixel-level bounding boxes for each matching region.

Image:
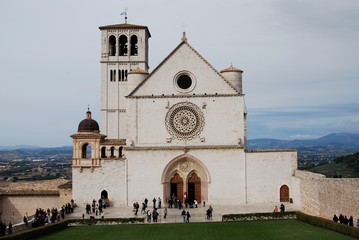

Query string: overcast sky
[0,0,358,147]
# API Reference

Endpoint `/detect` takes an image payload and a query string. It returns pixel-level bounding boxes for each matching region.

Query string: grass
[37,220,356,240]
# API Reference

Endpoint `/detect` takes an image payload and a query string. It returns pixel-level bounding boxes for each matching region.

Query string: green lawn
[37,220,356,240]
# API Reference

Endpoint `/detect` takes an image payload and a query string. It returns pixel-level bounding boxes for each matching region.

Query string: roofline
[99,23,151,37]
[128,40,241,97]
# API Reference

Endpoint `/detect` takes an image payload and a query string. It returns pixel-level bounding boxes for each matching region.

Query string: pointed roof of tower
[99,23,151,37]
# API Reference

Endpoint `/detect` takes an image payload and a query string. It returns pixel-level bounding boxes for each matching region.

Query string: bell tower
[99,22,151,139]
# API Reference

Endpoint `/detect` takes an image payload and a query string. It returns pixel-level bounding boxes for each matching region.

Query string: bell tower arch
[99,23,151,139]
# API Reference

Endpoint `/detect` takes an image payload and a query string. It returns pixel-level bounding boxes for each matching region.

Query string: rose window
[165,102,205,140]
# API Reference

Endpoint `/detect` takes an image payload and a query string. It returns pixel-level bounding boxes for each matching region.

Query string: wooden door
[188,173,201,203]
[280,185,289,202]
[171,173,183,202]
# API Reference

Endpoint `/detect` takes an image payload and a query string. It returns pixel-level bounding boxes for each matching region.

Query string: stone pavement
[68,202,300,223]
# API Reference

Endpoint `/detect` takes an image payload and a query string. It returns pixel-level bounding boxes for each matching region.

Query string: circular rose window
[173,71,196,93]
[165,102,205,140]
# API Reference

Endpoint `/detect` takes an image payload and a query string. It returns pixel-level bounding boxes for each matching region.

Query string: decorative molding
[179,160,192,173]
[127,93,243,99]
[125,145,245,151]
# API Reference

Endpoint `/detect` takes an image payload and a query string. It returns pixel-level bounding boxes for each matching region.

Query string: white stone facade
[71,22,299,208]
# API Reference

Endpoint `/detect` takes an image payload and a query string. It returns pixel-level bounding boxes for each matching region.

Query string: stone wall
[0,194,59,224]
[296,170,359,220]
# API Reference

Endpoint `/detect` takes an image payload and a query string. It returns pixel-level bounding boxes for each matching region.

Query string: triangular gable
[128,40,241,97]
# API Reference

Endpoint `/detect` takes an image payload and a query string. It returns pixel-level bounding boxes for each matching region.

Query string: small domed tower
[71,109,106,170]
[77,109,100,133]
[220,64,243,93]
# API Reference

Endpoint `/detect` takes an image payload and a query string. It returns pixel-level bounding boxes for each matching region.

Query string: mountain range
[1,133,359,151]
[247,133,359,149]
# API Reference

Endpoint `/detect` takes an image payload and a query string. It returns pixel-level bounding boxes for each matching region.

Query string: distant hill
[304,152,359,178]
[0,145,72,151]
[247,133,359,149]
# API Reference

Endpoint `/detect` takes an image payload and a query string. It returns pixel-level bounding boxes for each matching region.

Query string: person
[274,206,279,213]
[209,205,213,219]
[181,209,187,222]
[333,214,338,222]
[158,197,162,209]
[152,198,157,208]
[206,208,211,220]
[356,219,359,228]
[146,210,151,223]
[23,216,28,227]
[194,199,198,208]
[8,222,12,235]
[280,203,285,213]
[186,211,191,223]
[164,207,167,219]
[349,216,354,226]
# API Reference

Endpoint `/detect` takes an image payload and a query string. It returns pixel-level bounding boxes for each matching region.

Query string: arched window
[119,35,128,56]
[109,35,116,56]
[101,190,108,199]
[130,35,138,56]
[110,146,115,158]
[101,147,107,158]
[81,143,92,159]
[119,146,123,158]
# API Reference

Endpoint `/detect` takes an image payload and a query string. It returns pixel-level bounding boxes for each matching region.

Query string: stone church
[71,21,298,207]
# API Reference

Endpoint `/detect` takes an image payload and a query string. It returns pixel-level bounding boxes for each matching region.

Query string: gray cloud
[0,0,358,146]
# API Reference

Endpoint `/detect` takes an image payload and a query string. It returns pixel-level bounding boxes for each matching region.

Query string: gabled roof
[128,39,241,97]
[99,23,151,37]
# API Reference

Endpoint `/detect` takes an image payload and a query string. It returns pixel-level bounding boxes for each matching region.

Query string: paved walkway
[68,202,300,223]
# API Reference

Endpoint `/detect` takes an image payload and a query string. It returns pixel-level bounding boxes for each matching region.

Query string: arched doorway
[188,173,201,203]
[280,185,289,202]
[170,173,183,202]
[162,154,210,205]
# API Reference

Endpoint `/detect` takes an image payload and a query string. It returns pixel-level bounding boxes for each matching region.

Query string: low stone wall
[0,194,60,224]
[296,170,359,220]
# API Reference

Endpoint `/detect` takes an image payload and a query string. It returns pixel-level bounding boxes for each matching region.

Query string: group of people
[167,194,199,209]
[84,199,107,219]
[332,214,358,227]
[273,203,286,213]
[0,221,11,236]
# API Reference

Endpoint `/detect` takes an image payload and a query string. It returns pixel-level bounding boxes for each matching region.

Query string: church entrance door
[170,173,183,202]
[188,173,201,203]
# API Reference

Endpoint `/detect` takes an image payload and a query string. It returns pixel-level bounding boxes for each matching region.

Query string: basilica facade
[71,22,298,207]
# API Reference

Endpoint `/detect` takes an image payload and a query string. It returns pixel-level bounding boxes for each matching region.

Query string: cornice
[245,149,297,153]
[127,93,244,99]
[125,145,245,151]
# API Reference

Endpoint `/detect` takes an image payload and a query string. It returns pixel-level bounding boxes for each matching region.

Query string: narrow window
[119,146,123,158]
[114,70,116,82]
[109,35,116,56]
[101,147,107,158]
[119,35,128,56]
[82,143,92,159]
[110,70,113,82]
[122,70,125,81]
[125,70,128,81]
[110,146,115,157]
[130,35,138,56]
[118,70,121,82]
